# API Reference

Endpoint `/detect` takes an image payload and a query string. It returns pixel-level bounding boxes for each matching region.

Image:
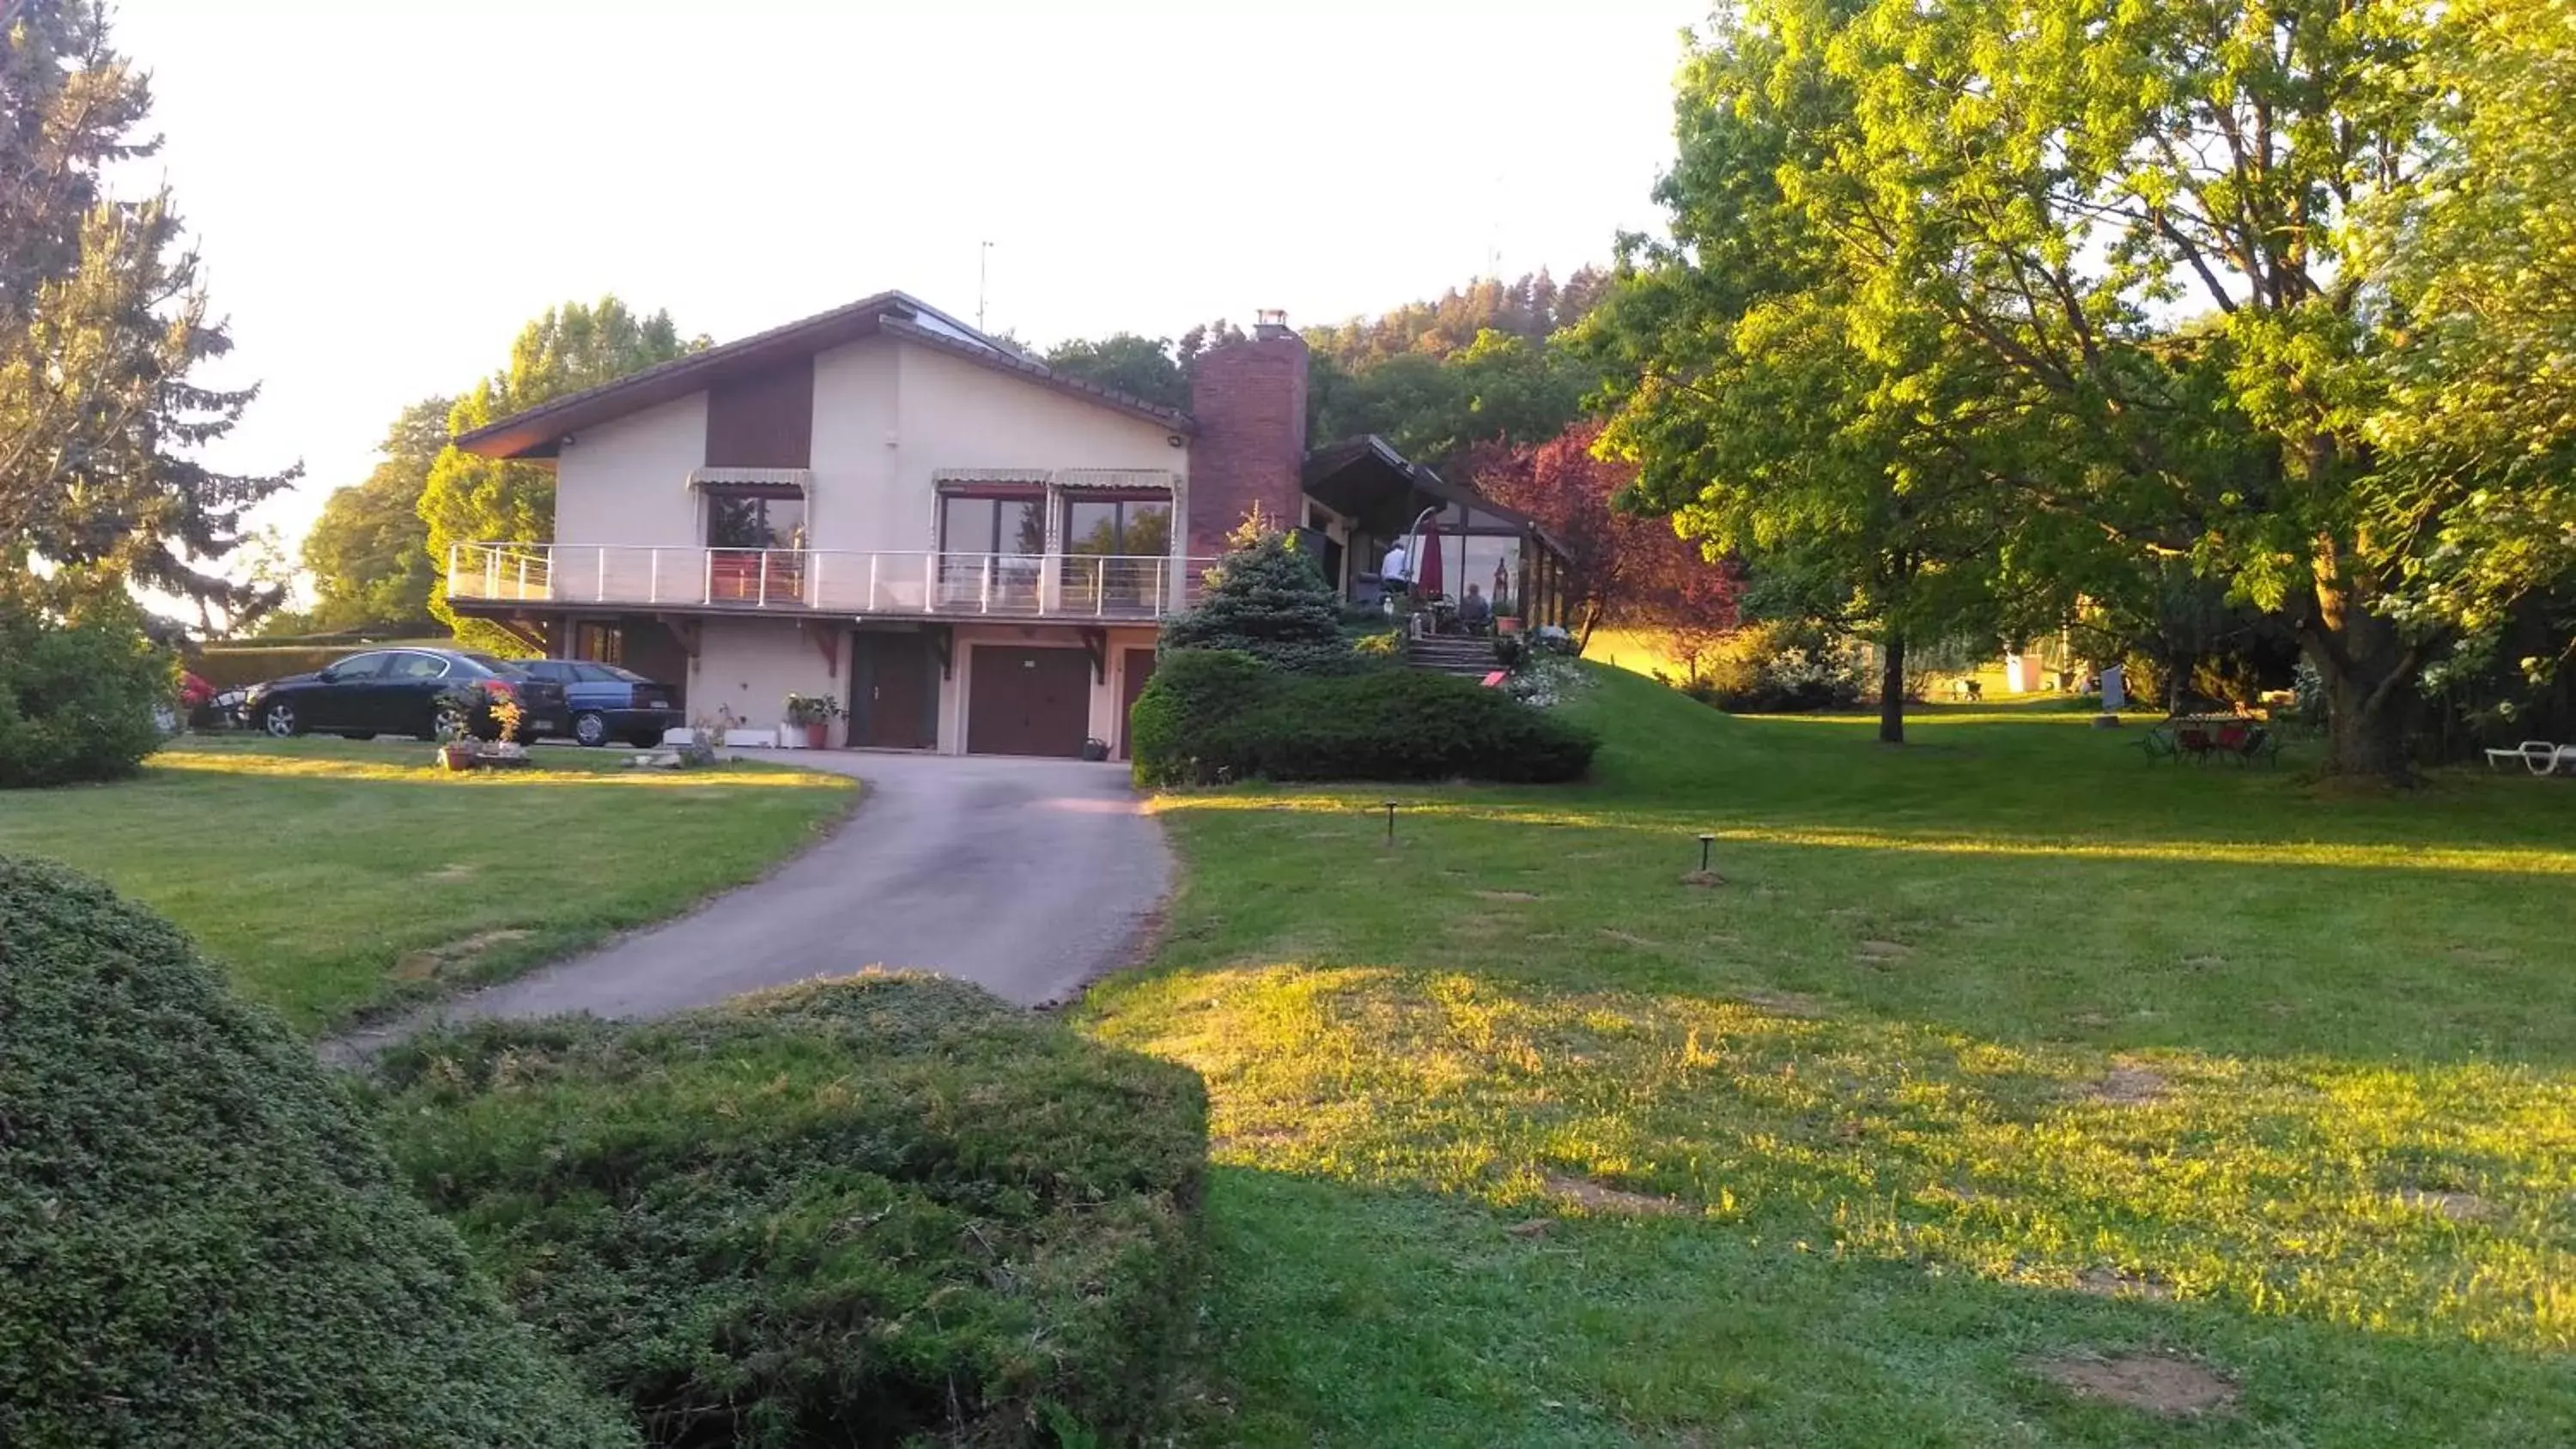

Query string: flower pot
[803,721,829,749]
[1497,617,1522,635]
[436,743,476,773]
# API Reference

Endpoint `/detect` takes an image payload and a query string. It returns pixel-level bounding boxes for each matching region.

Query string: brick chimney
[1187,311,1308,557]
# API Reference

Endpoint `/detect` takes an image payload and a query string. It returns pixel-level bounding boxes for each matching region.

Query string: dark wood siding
[966,646,1090,758]
[703,358,814,469]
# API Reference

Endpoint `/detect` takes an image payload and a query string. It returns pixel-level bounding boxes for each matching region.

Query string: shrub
[0,594,173,788]
[0,857,632,1449]
[1162,527,1361,674]
[1127,648,1271,783]
[369,974,1211,1449]
[1686,620,1866,713]
[1132,649,1599,785]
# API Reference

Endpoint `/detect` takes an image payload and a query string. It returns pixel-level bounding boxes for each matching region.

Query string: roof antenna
[976,240,994,333]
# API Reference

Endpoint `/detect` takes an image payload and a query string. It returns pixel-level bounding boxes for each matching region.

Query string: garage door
[966,646,1091,757]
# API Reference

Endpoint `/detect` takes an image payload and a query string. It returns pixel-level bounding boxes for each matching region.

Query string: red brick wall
[1186,332,1309,558]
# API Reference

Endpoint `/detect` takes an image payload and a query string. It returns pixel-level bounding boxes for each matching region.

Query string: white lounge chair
[2485,740,2576,775]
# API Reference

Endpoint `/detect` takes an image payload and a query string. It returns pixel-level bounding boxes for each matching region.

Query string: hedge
[0,857,634,1449]
[1132,648,1599,786]
[189,644,361,690]
[370,974,1211,1449]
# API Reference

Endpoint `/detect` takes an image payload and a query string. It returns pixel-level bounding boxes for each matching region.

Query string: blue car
[515,660,683,748]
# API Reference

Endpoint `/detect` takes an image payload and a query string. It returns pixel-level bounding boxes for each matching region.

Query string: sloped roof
[1303,433,1571,558]
[454,290,1196,461]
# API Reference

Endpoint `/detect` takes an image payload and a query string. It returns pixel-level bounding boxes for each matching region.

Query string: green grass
[1078,668,2576,1446]
[0,735,854,1034]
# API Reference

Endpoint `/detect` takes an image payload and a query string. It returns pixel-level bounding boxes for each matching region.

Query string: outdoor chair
[2485,740,2576,776]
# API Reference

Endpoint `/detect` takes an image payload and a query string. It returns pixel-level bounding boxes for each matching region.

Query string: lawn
[1078,668,2576,1446]
[0,735,854,1034]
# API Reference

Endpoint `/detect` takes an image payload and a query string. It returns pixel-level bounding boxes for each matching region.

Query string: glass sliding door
[938,491,1046,610]
[1060,494,1171,615]
[702,489,805,603]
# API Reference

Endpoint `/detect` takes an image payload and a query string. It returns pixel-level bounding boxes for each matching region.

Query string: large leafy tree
[1599,0,2531,776]
[1583,5,2066,743]
[2361,0,2576,676]
[0,1,295,621]
[295,397,450,633]
[420,299,699,650]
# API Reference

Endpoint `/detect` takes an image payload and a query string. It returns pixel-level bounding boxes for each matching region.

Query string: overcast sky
[112,0,1705,547]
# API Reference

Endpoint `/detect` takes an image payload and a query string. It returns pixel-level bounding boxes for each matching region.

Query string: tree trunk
[2302,561,2418,780]
[1878,629,1906,745]
[2310,638,2415,779]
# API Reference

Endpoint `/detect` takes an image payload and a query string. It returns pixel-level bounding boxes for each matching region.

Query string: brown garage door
[967,646,1091,757]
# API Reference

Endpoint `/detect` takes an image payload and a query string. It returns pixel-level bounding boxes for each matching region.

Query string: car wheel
[261,700,300,737]
[429,700,470,742]
[572,711,610,748]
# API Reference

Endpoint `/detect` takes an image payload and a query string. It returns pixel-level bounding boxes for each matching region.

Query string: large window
[703,489,806,603]
[1061,494,1172,611]
[939,493,1047,557]
[938,490,1046,609]
[1061,495,1171,557]
[705,491,805,550]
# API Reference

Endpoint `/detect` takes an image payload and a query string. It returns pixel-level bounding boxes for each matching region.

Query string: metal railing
[446,543,1207,620]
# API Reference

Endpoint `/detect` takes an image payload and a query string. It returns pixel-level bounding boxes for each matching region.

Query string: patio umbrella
[1414,516,1445,597]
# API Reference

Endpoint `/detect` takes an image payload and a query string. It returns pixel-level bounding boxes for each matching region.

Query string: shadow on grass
[1182,1165,2576,1448]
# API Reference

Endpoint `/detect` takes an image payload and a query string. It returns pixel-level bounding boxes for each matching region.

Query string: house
[446,290,1574,757]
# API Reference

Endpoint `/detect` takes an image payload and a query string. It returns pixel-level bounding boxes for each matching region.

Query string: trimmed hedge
[370,974,1211,1449]
[0,857,633,1449]
[1132,648,1599,785]
[189,644,356,690]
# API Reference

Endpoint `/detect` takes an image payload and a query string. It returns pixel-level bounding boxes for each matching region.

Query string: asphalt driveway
[450,750,1170,1022]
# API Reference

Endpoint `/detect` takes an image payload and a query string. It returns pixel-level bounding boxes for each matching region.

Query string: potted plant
[782,693,843,750]
[480,691,530,767]
[433,685,480,772]
[1080,737,1110,762]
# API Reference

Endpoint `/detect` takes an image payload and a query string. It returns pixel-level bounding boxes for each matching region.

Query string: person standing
[1380,538,1412,593]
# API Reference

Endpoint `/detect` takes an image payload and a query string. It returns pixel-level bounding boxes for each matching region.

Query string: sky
[111,0,1707,556]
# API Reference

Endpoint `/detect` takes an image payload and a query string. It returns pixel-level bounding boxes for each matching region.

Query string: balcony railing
[446,543,1209,621]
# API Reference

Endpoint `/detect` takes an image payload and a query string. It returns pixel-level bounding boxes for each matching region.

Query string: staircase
[1405,634,1502,679]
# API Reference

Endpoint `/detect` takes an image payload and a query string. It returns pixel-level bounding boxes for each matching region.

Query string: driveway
[449,750,1170,1022]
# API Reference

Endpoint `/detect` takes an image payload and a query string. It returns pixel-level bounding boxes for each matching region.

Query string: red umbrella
[1414,517,1445,597]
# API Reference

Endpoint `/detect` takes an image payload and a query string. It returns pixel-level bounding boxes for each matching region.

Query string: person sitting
[1457,583,1494,634]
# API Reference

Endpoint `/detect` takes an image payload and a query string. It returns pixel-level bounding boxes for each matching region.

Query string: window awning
[1055,469,1176,492]
[689,467,811,497]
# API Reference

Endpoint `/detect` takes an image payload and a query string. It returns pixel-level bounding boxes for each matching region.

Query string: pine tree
[0,1,296,620]
[1161,514,1353,674]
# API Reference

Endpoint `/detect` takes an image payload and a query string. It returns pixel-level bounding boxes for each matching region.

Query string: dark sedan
[243,648,567,743]
[514,660,683,748]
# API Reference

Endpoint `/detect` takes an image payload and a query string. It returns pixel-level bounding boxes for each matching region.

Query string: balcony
[445,543,1209,621]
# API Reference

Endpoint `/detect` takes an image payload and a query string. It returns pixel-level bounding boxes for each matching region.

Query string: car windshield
[576,664,650,683]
